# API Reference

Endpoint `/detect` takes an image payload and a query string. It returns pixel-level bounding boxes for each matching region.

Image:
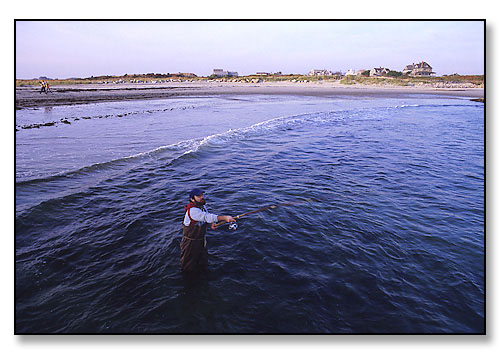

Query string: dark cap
[189,188,204,198]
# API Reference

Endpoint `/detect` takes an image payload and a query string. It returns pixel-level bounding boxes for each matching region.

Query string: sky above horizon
[15,21,484,79]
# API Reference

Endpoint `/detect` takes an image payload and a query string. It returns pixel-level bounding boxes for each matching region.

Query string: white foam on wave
[170,108,351,157]
[396,104,420,108]
[17,109,347,185]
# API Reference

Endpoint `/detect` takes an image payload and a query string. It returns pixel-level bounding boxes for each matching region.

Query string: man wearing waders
[181,188,235,273]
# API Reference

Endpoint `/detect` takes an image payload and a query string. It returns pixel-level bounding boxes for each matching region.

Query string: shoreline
[15,81,485,109]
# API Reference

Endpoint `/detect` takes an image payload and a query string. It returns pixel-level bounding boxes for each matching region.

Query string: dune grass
[16,74,484,87]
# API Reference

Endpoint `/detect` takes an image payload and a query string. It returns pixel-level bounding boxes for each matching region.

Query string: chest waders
[180,203,209,272]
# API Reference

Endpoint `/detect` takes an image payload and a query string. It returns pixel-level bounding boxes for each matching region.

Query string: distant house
[345,69,356,76]
[213,69,227,77]
[213,69,238,77]
[370,67,390,77]
[402,61,435,77]
[308,69,334,76]
[402,64,414,75]
[256,72,270,76]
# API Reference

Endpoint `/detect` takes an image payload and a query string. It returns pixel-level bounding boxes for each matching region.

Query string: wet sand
[16,81,485,109]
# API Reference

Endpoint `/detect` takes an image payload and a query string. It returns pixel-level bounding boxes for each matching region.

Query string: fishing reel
[228,222,238,231]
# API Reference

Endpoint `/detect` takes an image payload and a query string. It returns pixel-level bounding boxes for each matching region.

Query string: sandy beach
[15,81,484,109]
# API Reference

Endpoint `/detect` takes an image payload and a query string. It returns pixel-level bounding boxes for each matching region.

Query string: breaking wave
[16,109,349,186]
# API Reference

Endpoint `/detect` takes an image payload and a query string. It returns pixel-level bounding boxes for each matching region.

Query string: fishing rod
[213,198,314,230]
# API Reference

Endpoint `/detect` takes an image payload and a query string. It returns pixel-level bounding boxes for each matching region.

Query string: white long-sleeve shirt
[183,206,218,227]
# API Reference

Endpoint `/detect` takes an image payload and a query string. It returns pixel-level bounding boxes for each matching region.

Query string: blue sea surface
[15,94,484,333]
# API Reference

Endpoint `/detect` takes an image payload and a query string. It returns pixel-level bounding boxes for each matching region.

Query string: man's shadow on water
[178,268,221,332]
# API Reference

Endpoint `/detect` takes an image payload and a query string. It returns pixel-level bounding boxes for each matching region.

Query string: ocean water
[15,94,484,333]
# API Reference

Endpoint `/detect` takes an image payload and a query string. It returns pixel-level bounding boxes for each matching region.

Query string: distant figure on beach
[39,81,46,94]
[45,81,51,94]
[181,188,235,273]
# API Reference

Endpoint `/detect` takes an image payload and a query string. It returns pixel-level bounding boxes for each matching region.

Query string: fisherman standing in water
[181,188,235,273]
